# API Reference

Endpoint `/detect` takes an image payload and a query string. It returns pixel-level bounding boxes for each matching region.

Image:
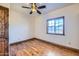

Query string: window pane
[51,26,55,33]
[58,29,63,34]
[55,23,59,26]
[55,29,59,33]
[59,26,63,30]
[58,18,63,25]
[48,26,55,33]
[55,19,63,26]
[48,26,52,33]
[55,26,59,30]
[51,20,54,26]
[48,21,52,26]
[55,26,59,33]
[48,20,54,26]
[59,18,63,23]
[55,19,59,24]
[55,26,63,34]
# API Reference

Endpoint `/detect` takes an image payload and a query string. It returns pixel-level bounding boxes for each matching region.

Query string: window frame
[47,16,65,35]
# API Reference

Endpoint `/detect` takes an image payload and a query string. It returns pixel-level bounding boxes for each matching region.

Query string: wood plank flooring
[10,39,79,56]
[0,38,8,56]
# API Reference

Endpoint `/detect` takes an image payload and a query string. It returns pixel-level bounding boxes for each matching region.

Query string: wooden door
[0,6,9,56]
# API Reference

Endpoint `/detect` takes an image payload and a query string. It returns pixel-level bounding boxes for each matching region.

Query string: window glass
[47,16,64,35]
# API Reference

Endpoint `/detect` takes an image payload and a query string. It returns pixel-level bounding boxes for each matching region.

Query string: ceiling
[10,3,73,15]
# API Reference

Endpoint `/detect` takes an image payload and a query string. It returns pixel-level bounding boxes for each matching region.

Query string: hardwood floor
[10,38,79,56]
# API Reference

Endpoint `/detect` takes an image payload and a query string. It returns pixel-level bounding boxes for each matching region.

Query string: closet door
[0,6,9,56]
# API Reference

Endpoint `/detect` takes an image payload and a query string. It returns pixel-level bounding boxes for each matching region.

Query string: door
[0,6,9,56]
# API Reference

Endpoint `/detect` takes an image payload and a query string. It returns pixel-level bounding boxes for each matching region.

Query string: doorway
[0,6,9,56]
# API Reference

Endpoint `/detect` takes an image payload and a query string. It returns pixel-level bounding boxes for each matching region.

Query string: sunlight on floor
[44,49,57,56]
[46,51,56,56]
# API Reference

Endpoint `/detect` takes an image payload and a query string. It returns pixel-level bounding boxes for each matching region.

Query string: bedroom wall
[9,9,34,44]
[34,4,79,49]
[0,3,10,8]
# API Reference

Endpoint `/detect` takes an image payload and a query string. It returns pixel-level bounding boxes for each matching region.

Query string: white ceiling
[10,3,74,15]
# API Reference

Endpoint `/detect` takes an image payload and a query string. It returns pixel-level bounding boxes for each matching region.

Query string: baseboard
[34,38,79,53]
[10,38,34,45]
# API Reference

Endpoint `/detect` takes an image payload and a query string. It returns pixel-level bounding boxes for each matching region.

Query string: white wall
[9,9,34,43]
[34,4,79,49]
[0,3,10,8]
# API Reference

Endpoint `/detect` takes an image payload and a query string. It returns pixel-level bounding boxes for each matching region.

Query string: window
[47,16,65,35]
